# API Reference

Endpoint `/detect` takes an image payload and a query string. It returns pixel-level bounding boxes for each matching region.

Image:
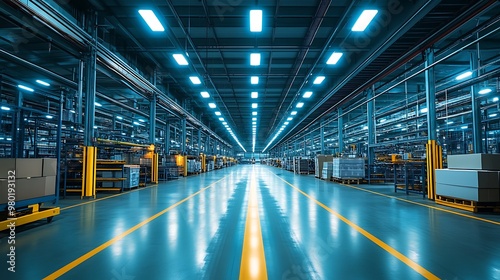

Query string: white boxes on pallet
[322,162,333,180]
[435,169,500,188]
[435,169,500,202]
[447,154,500,170]
[315,155,334,178]
[332,158,365,179]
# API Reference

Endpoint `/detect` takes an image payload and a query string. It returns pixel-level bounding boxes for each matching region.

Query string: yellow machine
[200,153,207,172]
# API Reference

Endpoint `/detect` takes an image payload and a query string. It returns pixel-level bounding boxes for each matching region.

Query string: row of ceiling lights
[261,9,379,153]
[138,9,246,152]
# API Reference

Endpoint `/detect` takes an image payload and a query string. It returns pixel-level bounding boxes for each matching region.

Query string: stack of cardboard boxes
[315,155,334,178]
[332,158,365,179]
[436,154,500,202]
[0,158,57,207]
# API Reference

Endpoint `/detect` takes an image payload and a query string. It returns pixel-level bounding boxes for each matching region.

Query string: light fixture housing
[352,10,379,32]
[138,10,165,32]
[173,54,189,65]
[303,91,313,98]
[251,76,259,84]
[189,76,202,85]
[116,116,123,120]
[215,111,222,116]
[479,88,492,94]
[291,111,297,115]
[95,102,102,107]
[296,102,304,108]
[36,80,50,86]
[250,53,261,66]
[455,71,472,81]
[250,10,262,32]
[209,103,217,108]
[200,91,210,98]
[18,85,34,92]
[251,92,258,98]
[326,52,343,65]
[1,106,10,111]
[494,97,499,102]
[313,76,325,84]
[252,103,258,109]
[252,112,258,116]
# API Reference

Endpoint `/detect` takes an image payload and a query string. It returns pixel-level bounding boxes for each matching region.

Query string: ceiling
[0,0,498,153]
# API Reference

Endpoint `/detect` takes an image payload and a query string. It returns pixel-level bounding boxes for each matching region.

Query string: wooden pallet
[331,177,361,185]
[435,195,500,213]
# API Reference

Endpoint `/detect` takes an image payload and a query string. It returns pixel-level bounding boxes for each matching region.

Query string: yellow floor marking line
[43,177,226,280]
[275,175,439,280]
[60,184,158,211]
[239,176,268,280]
[337,182,500,226]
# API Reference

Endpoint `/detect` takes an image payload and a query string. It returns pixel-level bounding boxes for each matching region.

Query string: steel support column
[13,90,23,158]
[181,118,187,154]
[470,52,482,153]
[77,60,84,125]
[55,91,64,202]
[338,108,344,153]
[165,123,170,155]
[367,88,375,165]
[425,48,442,200]
[320,119,325,154]
[149,93,157,144]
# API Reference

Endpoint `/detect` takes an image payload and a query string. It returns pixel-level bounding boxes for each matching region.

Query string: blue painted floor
[1,165,500,279]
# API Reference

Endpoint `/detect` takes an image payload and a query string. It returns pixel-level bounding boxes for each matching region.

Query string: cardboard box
[0,159,16,179]
[435,169,499,189]
[43,158,58,177]
[436,183,500,202]
[15,158,43,178]
[447,154,500,170]
[15,177,46,201]
[44,176,56,196]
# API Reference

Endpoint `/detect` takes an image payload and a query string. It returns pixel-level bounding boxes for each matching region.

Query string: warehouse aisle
[1,165,500,279]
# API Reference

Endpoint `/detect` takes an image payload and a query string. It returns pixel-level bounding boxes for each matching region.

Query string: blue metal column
[83,26,97,147]
[367,89,375,165]
[425,49,437,142]
[470,52,482,153]
[165,123,170,155]
[320,119,325,154]
[338,108,344,153]
[181,118,187,154]
[207,135,211,154]
[55,90,64,202]
[13,90,23,158]
[77,60,84,125]
[198,129,202,154]
[149,93,156,144]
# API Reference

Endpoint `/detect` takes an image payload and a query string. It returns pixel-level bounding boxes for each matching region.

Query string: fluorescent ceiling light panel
[250,10,262,32]
[420,108,428,113]
[69,110,76,113]
[209,103,217,108]
[291,111,297,115]
[287,117,292,121]
[313,76,325,85]
[18,85,34,92]
[189,76,201,85]
[251,92,259,98]
[139,119,145,122]
[215,111,222,116]
[296,102,304,108]
[250,53,261,66]
[352,10,378,32]
[252,117,257,121]
[284,122,289,125]
[116,116,123,120]
[1,106,10,111]
[455,71,472,80]
[138,10,165,32]
[251,76,259,84]
[200,91,210,98]
[479,88,492,94]
[219,118,224,121]
[133,121,140,125]
[36,80,50,86]
[489,113,498,117]
[252,121,256,125]
[461,126,468,129]
[252,103,258,108]
[494,97,499,102]
[252,112,257,116]
[95,102,102,107]
[326,52,343,65]
[303,91,313,98]
[222,122,227,125]
[46,115,53,119]
[173,54,189,65]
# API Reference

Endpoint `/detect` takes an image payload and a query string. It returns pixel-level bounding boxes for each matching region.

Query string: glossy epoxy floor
[1,165,500,279]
